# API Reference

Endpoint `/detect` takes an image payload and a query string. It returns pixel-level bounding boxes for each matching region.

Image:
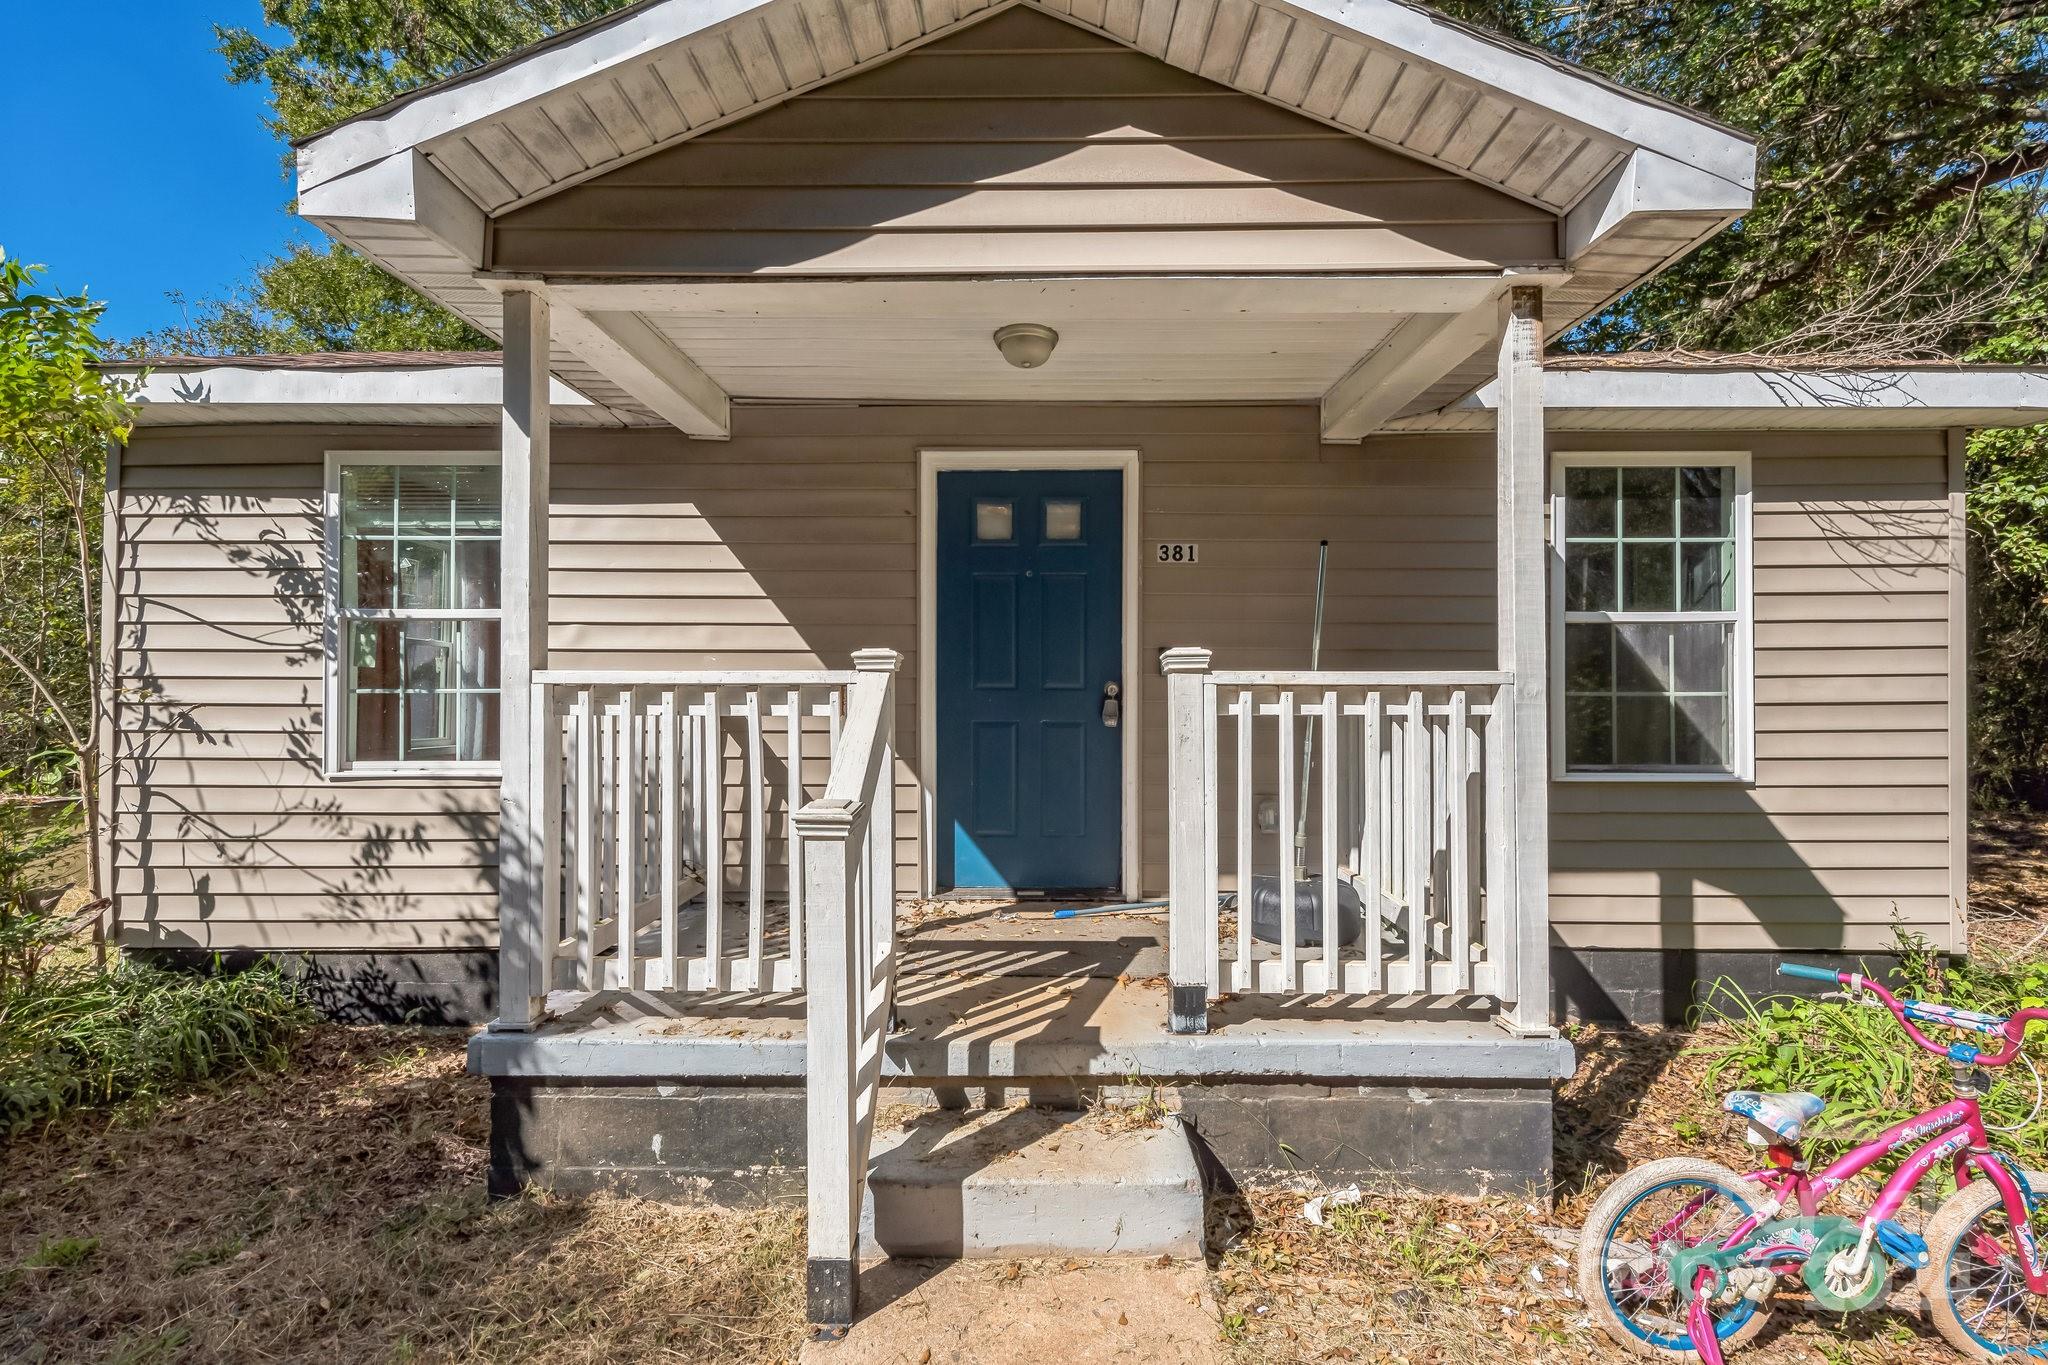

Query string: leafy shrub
[0,960,314,1139]
[1700,932,2048,1169]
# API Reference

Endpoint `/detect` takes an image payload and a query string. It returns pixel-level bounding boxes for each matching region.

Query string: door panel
[937,469,1122,892]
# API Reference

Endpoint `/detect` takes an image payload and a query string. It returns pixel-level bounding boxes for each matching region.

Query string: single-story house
[103,0,2048,1325]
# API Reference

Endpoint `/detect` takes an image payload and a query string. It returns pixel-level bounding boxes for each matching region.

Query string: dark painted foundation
[1553,946,1912,1026]
[489,1077,807,1199]
[487,1074,1556,1204]
[1177,1080,1554,1196]
[140,947,497,1025]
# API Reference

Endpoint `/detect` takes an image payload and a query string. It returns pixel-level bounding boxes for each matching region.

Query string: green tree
[144,241,492,356]
[0,249,137,898]
[138,1,638,357]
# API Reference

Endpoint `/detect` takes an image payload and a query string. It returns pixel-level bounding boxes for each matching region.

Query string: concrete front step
[858,1105,1205,1260]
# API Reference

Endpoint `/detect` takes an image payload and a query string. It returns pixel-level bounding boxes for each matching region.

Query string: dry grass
[0,1028,806,1364]
[1209,1024,1944,1364]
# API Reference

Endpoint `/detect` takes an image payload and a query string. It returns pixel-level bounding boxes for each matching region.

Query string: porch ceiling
[294,0,1755,434]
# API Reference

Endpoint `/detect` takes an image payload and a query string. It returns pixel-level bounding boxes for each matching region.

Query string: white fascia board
[1442,366,2048,425]
[121,363,596,413]
[295,0,777,193]
[299,150,489,266]
[1563,149,1753,260]
[1275,0,1756,191]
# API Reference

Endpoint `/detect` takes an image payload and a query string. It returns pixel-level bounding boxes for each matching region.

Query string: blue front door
[936,469,1123,892]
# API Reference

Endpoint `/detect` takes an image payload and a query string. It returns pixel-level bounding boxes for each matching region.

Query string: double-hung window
[1553,453,1752,781]
[326,452,502,776]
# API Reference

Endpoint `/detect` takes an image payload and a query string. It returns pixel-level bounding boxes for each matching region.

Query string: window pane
[1564,541,1617,612]
[353,691,401,764]
[1044,499,1082,541]
[1564,466,1617,537]
[396,540,452,611]
[453,466,501,533]
[1681,540,1734,612]
[975,500,1013,542]
[402,621,455,693]
[457,540,501,610]
[350,538,394,610]
[1672,621,1732,695]
[1676,696,1728,767]
[1614,622,1673,693]
[458,620,501,691]
[1565,622,1613,692]
[457,690,499,762]
[1680,467,1732,538]
[341,466,396,537]
[1566,695,1613,767]
[397,466,455,535]
[1620,466,1674,537]
[404,690,455,760]
[350,621,403,690]
[1616,695,1675,766]
[1623,542,1677,612]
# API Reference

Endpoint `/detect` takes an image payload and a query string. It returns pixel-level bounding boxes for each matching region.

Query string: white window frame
[323,449,503,780]
[1549,450,1755,784]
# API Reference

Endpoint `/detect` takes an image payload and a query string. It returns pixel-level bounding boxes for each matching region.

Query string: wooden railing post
[1496,285,1553,1035]
[1161,646,1214,1033]
[852,649,902,996]
[494,286,551,1032]
[798,794,861,1329]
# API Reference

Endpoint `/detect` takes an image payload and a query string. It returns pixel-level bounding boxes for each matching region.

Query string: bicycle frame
[1722,1095,2048,1292]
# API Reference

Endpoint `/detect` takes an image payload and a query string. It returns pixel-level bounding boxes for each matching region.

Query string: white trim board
[322,448,506,782]
[916,449,1142,900]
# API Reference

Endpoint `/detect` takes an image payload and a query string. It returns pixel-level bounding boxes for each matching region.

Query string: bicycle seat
[1723,1090,1826,1143]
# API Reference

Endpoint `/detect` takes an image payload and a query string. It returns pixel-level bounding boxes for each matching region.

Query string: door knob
[1101,682,1121,728]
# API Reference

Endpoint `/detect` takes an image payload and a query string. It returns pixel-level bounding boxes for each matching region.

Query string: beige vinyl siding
[114,426,500,952]
[113,412,1961,960]
[488,7,1560,278]
[1547,430,1962,954]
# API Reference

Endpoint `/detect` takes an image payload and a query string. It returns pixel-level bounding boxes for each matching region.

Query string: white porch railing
[796,649,901,1328]
[1162,648,1521,1022]
[533,667,858,995]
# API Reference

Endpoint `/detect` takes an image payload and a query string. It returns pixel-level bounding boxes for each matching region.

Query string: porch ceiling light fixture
[993,322,1059,369]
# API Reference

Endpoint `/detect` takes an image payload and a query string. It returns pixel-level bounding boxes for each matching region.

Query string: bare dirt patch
[1,1027,805,1365]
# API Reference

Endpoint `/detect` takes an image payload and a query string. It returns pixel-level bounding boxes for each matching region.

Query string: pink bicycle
[1579,962,2048,1363]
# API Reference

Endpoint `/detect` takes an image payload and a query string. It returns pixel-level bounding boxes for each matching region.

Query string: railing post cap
[793,796,863,838]
[1159,646,1214,676]
[851,648,903,674]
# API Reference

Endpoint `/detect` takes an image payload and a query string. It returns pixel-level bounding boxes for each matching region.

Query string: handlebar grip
[1778,962,1842,984]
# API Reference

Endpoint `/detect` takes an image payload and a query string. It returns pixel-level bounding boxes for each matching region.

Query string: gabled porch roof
[293,0,1756,438]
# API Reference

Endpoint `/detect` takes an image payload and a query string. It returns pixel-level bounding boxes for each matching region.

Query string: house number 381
[1155,542,1200,564]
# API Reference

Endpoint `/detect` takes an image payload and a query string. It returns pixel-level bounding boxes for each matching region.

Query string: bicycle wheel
[1920,1167,2048,1362]
[1578,1157,1776,1359]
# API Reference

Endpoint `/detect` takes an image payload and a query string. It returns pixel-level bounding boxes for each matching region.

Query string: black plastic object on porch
[1249,540,1357,949]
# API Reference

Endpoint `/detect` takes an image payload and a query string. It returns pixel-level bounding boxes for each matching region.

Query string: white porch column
[494,288,552,1031]
[1497,285,1552,1034]
[1162,645,1214,1034]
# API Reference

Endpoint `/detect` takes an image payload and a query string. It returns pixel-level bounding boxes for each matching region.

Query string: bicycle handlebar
[1776,962,2048,1066]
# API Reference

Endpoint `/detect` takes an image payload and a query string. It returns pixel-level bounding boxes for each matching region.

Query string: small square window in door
[1044,499,1082,540]
[974,500,1013,542]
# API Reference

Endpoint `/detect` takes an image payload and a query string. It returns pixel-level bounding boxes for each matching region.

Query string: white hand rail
[534,668,856,996]
[1163,649,1522,1031]
[796,648,901,1330]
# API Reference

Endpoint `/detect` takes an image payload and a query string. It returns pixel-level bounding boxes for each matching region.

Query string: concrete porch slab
[468,972,1573,1083]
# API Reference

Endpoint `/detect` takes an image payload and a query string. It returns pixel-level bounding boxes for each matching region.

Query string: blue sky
[2,5,303,344]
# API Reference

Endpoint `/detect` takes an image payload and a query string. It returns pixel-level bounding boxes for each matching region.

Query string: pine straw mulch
[0,1027,806,1365]
[1971,812,2048,963]
[1208,1023,1947,1365]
